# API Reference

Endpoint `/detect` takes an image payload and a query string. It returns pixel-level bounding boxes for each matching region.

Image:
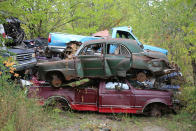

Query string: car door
[99,81,135,113]
[105,43,132,77]
[76,43,105,77]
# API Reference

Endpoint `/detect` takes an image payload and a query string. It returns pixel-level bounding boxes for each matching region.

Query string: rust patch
[92,30,110,37]
[64,41,81,60]
[65,76,75,81]
[136,72,147,82]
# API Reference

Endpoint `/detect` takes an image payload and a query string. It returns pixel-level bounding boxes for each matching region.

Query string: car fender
[142,98,168,112]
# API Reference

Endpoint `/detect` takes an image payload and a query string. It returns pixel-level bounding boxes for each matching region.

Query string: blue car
[47,26,168,57]
[111,26,168,55]
[48,33,102,55]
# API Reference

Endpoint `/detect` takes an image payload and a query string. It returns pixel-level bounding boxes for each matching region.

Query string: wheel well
[45,96,70,108]
[46,71,65,82]
[143,102,168,113]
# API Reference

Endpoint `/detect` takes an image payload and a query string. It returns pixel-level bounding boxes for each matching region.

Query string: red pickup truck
[27,79,179,117]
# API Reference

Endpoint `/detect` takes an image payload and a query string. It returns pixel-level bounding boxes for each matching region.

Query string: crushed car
[37,38,181,87]
[26,78,181,117]
[0,17,37,76]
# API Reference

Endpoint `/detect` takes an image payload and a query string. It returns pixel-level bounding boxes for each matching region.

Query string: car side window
[116,31,135,40]
[107,44,131,56]
[105,82,130,90]
[80,43,104,56]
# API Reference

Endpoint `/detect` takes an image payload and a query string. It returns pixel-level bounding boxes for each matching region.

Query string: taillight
[48,34,51,43]
[2,32,6,38]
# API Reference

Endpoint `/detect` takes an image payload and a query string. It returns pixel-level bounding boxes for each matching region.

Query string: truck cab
[111,26,168,55]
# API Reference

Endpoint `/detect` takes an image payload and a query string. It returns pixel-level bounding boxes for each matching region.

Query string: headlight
[32,53,36,58]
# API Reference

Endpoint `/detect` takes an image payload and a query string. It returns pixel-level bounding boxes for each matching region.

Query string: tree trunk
[192,58,196,86]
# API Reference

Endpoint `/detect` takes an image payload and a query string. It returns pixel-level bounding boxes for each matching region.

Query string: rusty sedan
[38,38,177,87]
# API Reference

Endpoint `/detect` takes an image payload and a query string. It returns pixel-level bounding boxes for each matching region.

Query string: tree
[0,0,82,38]
[123,0,196,86]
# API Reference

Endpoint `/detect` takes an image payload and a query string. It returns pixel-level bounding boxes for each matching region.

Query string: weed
[0,56,47,131]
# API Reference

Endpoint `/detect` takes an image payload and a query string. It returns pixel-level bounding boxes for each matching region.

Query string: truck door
[76,43,105,77]
[105,43,132,77]
[99,81,136,113]
[74,87,98,111]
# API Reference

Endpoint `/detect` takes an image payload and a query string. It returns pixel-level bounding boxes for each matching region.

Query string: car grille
[16,53,32,61]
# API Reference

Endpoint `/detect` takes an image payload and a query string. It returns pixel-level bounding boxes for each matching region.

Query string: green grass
[42,110,196,131]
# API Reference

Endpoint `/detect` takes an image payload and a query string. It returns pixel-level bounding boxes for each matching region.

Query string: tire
[150,104,162,117]
[48,73,63,88]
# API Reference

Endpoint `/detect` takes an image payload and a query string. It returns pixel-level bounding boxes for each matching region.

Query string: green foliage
[180,86,196,114]
[0,0,83,38]
[0,0,128,37]
[122,0,196,85]
[69,0,127,35]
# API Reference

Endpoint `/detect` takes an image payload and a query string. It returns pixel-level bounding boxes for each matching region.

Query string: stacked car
[25,37,182,116]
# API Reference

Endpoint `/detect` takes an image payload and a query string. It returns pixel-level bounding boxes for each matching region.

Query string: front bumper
[13,58,37,71]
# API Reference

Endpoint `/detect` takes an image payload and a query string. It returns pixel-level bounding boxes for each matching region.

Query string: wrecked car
[27,79,180,117]
[0,17,37,73]
[38,38,179,87]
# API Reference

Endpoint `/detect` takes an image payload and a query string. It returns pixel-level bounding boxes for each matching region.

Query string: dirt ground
[42,111,195,131]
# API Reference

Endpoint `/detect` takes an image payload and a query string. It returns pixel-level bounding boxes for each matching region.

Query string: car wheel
[150,105,162,117]
[49,73,63,88]
[136,72,147,82]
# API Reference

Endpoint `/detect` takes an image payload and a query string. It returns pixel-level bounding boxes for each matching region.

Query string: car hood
[143,44,168,55]
[7,48,34,54]
[143,50,169,62]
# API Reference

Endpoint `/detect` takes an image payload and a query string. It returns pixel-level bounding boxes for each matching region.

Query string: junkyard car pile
[27,38,182,117]
[1,18,182,116]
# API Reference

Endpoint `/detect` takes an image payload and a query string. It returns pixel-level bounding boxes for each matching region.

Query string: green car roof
[83,38,144,53]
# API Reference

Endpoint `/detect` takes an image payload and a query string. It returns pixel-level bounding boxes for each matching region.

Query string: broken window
[80,43,104,56]
[107,44,131,56]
